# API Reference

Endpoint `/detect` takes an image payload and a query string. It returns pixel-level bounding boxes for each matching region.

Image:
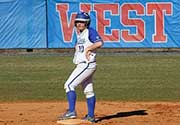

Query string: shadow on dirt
[95,110,148,123]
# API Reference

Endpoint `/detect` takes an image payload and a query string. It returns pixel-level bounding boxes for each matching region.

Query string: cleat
[58,110,77,120]
[82,115,95,123]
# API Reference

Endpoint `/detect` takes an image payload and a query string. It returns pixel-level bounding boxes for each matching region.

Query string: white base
[57,119,90,125]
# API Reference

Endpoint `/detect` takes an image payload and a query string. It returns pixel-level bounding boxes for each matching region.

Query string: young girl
[58,11,103,123]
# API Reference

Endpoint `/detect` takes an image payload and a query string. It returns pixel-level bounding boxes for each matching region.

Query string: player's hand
[85,49,91,61]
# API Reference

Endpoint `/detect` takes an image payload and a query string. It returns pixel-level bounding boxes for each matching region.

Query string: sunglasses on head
[75,21,86,23]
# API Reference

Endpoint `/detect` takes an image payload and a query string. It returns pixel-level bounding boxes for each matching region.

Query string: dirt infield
[0,101,180,125]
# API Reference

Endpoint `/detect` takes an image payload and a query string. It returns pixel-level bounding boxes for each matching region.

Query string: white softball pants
[64,62,96,98]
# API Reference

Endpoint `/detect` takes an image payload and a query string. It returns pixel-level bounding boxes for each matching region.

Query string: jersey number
[78,45,84,52]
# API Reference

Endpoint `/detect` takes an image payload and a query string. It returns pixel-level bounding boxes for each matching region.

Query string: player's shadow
[95,110,148,123]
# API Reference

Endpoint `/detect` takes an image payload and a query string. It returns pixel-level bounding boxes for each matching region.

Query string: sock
[87,96,96,117]
[67,91,76,112]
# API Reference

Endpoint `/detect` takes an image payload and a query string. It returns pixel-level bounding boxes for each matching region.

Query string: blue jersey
[73,27,102,64]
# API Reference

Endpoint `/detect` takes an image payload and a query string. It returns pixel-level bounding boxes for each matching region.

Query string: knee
[83,83,95,98]
[84,91,95,98]
[64,83,75,93]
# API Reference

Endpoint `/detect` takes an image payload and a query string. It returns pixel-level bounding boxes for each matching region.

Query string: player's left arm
[85,40,103,61]
[85,28,104,61]
[86,40,103,51]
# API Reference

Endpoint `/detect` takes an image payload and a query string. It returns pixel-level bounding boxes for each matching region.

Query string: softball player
[58,11,103,123]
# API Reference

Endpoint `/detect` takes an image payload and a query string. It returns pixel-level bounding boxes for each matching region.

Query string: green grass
[0,54,180,102]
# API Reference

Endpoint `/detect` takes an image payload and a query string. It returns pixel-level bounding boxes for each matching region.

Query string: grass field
[0,54,180,102]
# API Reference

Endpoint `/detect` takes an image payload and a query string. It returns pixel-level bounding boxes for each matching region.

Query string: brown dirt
[0,101,180,125]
